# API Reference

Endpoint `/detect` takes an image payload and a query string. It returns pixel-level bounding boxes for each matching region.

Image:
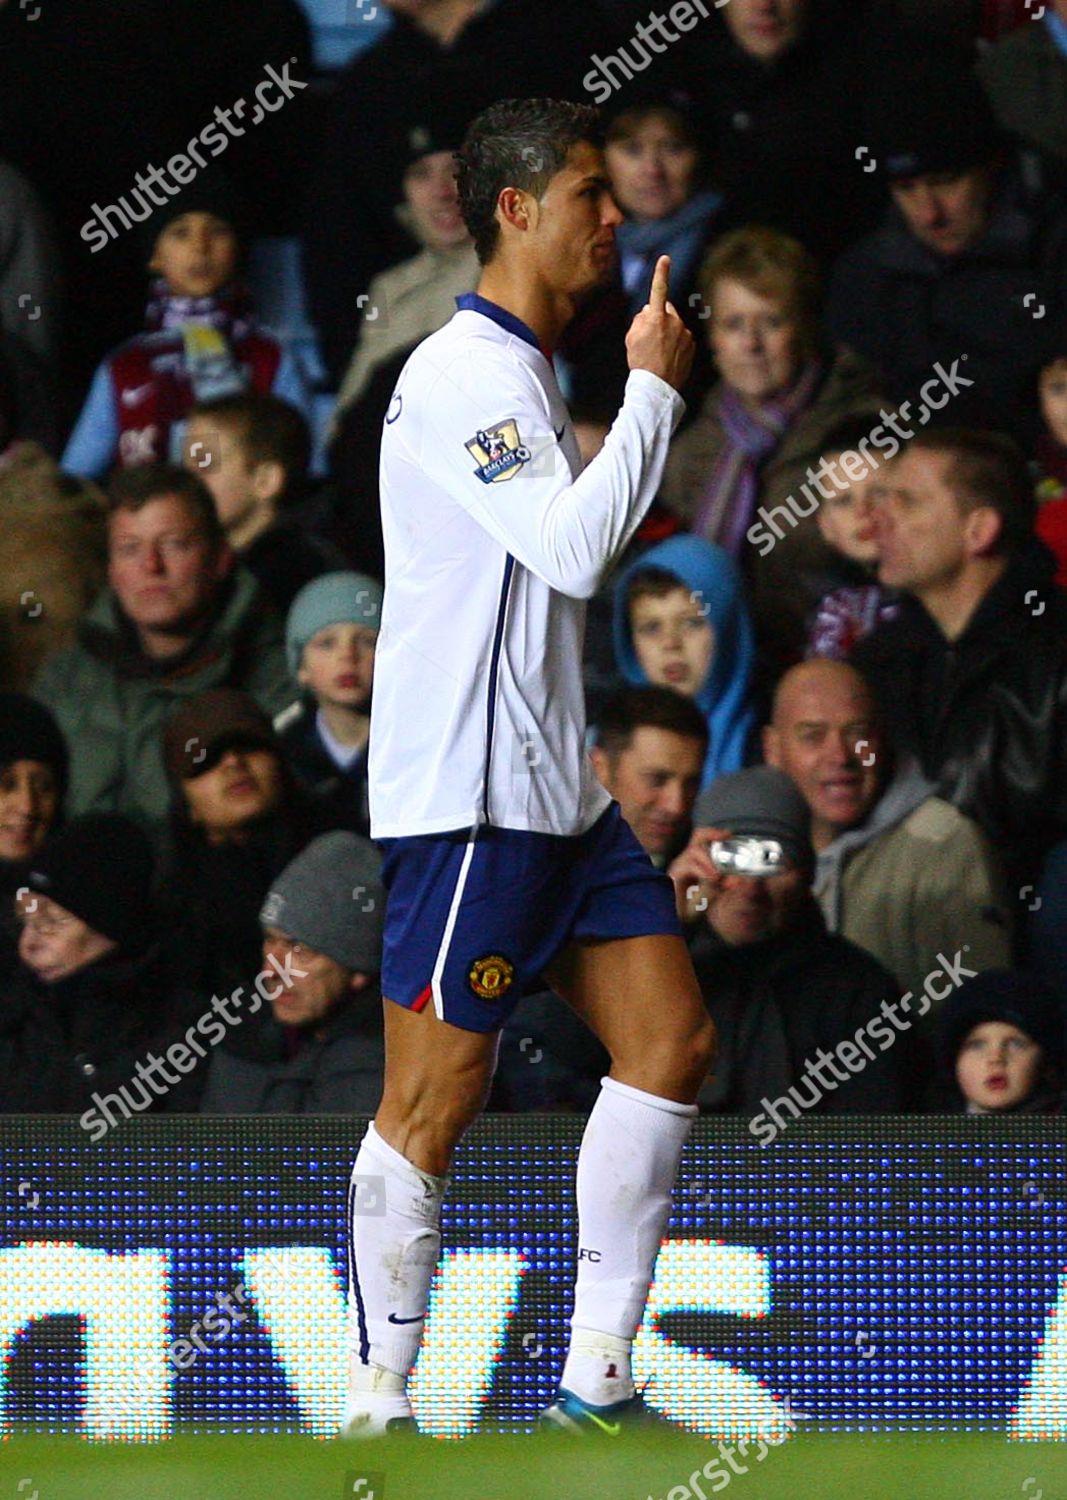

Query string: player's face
[815,458,884,566]
[404,150,470,251]
[16,890,117,984]
[710,278,801,405]
[704,861,809,946]
[956,1022,1043,1112]
[0,759,58,862]
[764,667,882,841]
[630,588,715,698]
[298,622,377,712]
[109,497,231,639]
[261,926,357,1029]
[149,212,238,298]
[594,728,704,858]
[181,746,284,842]
[533,141,623,297]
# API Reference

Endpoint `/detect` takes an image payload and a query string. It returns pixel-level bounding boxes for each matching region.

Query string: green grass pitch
[3,1433,1066,1500]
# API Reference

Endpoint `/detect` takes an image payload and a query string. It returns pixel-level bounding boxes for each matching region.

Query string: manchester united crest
[468,953,515,1001]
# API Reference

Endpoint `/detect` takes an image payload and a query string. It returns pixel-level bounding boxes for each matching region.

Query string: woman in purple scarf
[659,226,885,681]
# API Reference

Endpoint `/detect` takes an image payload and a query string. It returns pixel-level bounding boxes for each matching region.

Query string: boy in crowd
[612,534,755,787]
[803,416,900,660]
[276,572,382,837]
[184,391,342,614]
[62,173,310,480]
[939,970,1065,1115]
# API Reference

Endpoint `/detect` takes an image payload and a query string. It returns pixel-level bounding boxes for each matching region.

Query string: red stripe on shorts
[411,984,433,1013]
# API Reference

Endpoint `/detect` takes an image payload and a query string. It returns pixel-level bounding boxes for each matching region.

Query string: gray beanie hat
[285,571,384,677]
[260,832,385,973]
[693,767,814,870]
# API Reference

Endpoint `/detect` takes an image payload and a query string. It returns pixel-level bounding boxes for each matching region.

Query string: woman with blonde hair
[659,226,885,674]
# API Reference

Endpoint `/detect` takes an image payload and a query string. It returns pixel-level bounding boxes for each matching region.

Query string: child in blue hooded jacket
[612,534,755,788]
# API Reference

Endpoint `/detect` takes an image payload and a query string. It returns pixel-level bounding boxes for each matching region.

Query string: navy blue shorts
[379,802,682,1033]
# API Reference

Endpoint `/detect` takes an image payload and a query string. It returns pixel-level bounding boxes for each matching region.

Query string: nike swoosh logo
[387,1312,424,1325]
[120,382,155,407]
[584,1412,621,1435]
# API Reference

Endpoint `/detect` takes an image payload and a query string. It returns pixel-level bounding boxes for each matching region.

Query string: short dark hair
[818,413,883,461]
[191,392,311,505]
[624,565,693,613]
[108,463,225,549]
[456,98,603,265]
[908,428,1035,553]
[593,686,709,761]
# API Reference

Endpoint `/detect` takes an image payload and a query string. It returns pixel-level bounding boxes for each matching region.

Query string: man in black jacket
[827,40,1067,445]
[198,830,385,1114]
[667,766,904,1118]
[0,813,201,1118]
[852,428,1067,891]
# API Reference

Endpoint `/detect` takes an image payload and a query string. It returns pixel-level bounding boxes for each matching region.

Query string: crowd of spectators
[1,0,1066,1123]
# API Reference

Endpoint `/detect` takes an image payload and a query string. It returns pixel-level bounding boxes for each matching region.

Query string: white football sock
[346,1121,447,1390]
[561,1076,697,1406]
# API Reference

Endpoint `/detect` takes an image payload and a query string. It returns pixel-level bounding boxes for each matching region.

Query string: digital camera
[709,836,785,879]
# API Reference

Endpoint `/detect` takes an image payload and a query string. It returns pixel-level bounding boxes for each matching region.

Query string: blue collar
[455,292,546,356]
[1045,10,1067,58]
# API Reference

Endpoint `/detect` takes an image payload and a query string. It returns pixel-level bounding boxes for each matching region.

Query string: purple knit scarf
[693,361,822,556]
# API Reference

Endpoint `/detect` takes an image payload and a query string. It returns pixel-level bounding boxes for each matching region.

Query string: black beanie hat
[939,970,1066,1075]
[25,813,155,952]
[0,694,68,800]
[863,39,1004,182]
[140,166,249,265]
[396,60,495,179]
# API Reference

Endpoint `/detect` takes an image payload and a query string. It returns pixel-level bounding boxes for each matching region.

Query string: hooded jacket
[612,534,755,786]
[852,538,1067,885]
[815,754,1013,1001]
[32,568,293,836]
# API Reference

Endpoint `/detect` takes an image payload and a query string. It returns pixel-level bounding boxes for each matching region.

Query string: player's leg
[344,999,498,1435]
[540,930,715,1424]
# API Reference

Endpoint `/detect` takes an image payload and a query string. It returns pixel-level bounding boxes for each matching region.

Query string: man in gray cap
[198,831,386,1115]
[667,767,903,1122]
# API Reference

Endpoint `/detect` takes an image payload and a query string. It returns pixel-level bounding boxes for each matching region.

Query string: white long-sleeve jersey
[368,296,684,839]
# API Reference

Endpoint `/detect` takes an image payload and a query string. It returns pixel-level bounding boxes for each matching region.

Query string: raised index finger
[648,254,671,314]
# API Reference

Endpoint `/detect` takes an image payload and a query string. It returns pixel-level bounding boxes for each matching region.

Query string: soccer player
[343,98,715,1438]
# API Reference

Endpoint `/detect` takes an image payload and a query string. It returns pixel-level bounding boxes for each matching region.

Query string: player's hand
[667,825,732,923]
[625,255,695,394]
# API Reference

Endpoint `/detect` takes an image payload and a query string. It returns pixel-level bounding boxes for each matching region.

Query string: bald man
[763,659,1012,1009]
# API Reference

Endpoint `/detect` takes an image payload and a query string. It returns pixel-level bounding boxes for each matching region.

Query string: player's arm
[416,259,693,599]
